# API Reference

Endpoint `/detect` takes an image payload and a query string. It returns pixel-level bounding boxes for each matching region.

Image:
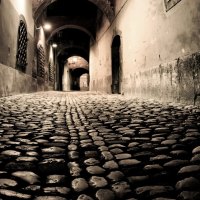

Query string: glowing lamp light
[52,43,58,48]
[43,23,52,30]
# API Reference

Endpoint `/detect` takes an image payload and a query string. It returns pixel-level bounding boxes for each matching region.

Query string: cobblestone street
[0,91,200,200]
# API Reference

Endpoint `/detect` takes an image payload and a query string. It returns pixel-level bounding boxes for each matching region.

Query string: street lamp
[43,23,52,31]
[35,23,52,31]
[52,43,58,48]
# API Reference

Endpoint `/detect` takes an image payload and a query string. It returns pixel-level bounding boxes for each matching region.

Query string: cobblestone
[0,91,200,199]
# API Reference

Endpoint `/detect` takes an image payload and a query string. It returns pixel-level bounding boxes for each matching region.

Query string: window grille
[37,44,45,78]
[16,20,28,72]
[49,63,54,82]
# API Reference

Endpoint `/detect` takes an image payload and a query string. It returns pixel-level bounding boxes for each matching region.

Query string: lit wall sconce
[43,23,52,31]
[35,23,52,31]
[52,43,58,48]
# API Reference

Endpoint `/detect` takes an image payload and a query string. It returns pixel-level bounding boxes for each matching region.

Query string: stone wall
[90,15,113,93]
[0,0,37,97]
[126,52,200,105]
[0,63,37,97]
[90,0,200,104]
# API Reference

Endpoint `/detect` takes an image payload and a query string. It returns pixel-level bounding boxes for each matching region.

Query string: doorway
[111,35,121,94]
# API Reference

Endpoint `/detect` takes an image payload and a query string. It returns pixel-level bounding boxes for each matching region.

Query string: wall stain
[126,51,200,105]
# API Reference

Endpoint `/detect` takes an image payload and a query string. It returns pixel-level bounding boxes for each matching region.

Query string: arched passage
[47,25,94,44]
[33,0,114,23]
[111,35,121,94]
[62,56,89,91]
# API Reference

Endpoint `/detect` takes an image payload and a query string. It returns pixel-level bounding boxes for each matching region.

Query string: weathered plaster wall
[62,64,71,91]
[90,15,112,93]
[80,74,89,91]
[0,0,36,97]
[90,0,200,104]
[0,0,18,68]
[9,0,34,36]
[48,45,55,89]
[37,27,48,91]
[0,64,37,97]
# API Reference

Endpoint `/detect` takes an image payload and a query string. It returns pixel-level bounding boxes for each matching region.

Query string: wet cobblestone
[0,91,200,199]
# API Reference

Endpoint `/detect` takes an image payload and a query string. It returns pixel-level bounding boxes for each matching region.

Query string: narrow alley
[1,0,200,199]
[0,92,200,200]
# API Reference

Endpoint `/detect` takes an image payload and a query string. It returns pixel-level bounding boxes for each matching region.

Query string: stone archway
[33,0,114,22]
[47,25,94,44]
[111,35,121,94]
[62,56,89,91]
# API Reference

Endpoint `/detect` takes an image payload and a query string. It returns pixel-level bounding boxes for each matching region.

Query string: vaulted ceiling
[32,0,115,64]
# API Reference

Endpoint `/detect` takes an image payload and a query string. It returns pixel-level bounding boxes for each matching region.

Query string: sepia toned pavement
[0,91,200,200]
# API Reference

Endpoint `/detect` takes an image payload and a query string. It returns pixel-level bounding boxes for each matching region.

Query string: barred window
[37,44,45,78]
[49,62,54,82]
[16,19,28,72]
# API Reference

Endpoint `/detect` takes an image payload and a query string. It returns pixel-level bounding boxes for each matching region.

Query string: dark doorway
[111,35,121,94]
